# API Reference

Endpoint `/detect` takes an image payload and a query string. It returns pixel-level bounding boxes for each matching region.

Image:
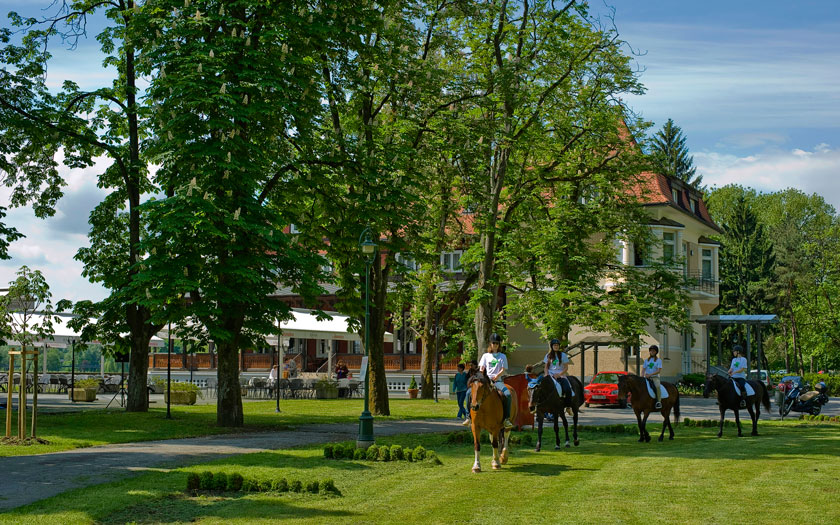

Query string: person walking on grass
[643,345,663,410]
[453,363,469,421]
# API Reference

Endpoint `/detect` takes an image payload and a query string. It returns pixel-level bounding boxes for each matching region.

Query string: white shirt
[543,352,569,377]
[729,357,747,379]
[268,368,278,380]
[479,351,508,380]
[643,357,662,377]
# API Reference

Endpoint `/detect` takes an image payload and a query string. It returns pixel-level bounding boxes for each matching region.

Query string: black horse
[704,374,771,437]
[527,375,584,450]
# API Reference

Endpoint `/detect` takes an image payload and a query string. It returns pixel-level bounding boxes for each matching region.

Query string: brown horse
[527,375,584,450]
[617,374,680,442]
[704,374,770,437]
[468,372,518,472]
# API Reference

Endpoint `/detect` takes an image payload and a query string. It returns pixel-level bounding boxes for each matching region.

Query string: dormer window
[671,188,680,203]
[690,198,697,213]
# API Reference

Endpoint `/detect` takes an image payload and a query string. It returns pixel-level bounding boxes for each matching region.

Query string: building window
[689,199,697,213]
[663,232,675,264]
[395,252,418,271]
[701,248,713,279]
[440,250,462,272]
[289,223,301,234]
[671,188,680,203]
[288,338,303,354]
[633,244,645,267]
[351,341,361,355]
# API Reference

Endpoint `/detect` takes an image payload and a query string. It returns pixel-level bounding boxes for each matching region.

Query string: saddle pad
[732,381,755,397]
[645,381,669,400]
[552,376,574,396]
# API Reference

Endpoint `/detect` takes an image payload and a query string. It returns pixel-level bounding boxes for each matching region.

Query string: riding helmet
[489,333,502,343]
[732,344,743,353]
[549,338,562,348]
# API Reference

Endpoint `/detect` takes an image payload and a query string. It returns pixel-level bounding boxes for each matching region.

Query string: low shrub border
[186,471,341,496]
[799,414,839,423]
[323,442,442,465]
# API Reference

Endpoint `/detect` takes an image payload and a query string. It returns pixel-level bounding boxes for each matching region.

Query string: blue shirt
[453,371,468,393]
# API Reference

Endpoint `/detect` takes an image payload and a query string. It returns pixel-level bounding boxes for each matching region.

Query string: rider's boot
[740,393,747,408]
[502,395,514,430]
[462,415,471,426]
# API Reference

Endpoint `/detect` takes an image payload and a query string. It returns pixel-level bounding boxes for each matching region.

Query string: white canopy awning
[156,309,392,345]
[3,313,165,348]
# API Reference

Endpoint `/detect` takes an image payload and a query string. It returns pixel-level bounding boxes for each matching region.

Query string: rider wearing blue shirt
[728,344,748,408]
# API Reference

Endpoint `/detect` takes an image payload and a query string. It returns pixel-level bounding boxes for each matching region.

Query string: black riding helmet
[549,338,562,349]
[489,333,502,344]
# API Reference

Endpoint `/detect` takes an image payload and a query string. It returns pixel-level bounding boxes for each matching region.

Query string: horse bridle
[471,380,491,411]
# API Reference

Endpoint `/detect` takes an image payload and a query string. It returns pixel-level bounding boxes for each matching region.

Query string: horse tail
[761,382,771,412]
[673,389,681,424]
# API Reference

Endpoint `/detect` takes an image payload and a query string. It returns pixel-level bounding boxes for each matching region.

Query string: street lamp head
[359,227,377,255]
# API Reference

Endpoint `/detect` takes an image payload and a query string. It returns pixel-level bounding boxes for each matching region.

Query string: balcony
[685,269,718,294]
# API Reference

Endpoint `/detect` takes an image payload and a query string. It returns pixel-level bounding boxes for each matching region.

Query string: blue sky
[1,1,839,302]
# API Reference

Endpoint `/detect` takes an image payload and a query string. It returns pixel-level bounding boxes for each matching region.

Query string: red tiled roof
[630,172,721,232]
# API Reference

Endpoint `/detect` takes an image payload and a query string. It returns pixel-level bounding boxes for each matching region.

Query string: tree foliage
[649,118,703,190]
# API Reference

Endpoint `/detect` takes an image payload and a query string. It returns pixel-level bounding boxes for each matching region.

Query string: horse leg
[500,429,511,464]
[572,407,580,446]
[734,409,743,437]
[635,409,645,443]
[747,404,758,436]
[472,424,481,473]
[535,414,543,452]
[491,433,501,470]
[667,408,675,440]
[560,409,570,448]
[717,406,725,438]
[641,411,652,442]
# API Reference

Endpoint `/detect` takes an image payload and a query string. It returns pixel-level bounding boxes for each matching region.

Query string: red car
[584,371,630,408]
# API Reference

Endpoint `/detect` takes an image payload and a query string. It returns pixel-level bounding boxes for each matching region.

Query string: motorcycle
[779,378,829,419]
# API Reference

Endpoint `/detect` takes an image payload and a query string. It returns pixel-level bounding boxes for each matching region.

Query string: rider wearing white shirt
[542,338,571,401]
[643,345,663,409]
[728,344,748,408]
[478,333,514,430]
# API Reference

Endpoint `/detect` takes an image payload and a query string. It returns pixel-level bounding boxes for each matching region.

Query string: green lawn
[0,399,459,457]
[2,420,838,524]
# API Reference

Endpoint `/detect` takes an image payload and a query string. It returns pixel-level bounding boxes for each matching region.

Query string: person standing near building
[478,333,514,430]
[453,363,469,421]
[643,345,663,409]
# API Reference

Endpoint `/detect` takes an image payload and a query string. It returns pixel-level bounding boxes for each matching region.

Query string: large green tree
[133,0,329,426]
[0,1,164,412]
[650,118,703,190]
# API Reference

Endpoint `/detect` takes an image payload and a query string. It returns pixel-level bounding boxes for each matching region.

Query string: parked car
[748,369,770,386]
[584,371,630,408]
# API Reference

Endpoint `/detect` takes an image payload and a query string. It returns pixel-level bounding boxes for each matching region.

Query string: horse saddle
[731,380,755,396]
[644,379,669,399]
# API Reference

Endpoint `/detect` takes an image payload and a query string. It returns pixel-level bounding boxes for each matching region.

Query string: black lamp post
[70,339,76,402]
[357,227,376,448]
[434,309,440,403]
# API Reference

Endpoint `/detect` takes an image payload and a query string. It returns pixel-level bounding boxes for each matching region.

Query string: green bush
[213,472,227,491]
[366,445,379,461]
[413,445,426,461]
[198,471,214,491]
[186,473,200,492]
[306,481,320,494]
[333,445,345,459]
[803,374,840,396]
[290,480,303,493]
[680,373,706,387]
[378,445,391,462]
[320,479,341,496]
[353,448,365,460]
[344,444,356,458]
[241,478,256,492]
[259,479,273,492]
[323,444,334,459]
[425,451,442,465]
[75,378,100,389]
[409,376,418,389]
[272,478,289,493]
[521,434,534,446]
[404,449,414,462]
[227,473,243,492]
[390,444,403,461]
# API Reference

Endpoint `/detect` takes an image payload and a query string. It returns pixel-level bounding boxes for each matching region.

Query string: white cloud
[696,144,840,211]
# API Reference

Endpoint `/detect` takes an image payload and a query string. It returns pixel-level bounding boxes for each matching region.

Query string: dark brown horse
[704,374,770,437]
[467,372,517,472]
[617,374,680,442]
[527,375,584,450]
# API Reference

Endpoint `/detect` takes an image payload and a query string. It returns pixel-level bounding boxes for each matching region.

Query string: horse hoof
[669,436,674,440]
[658,436,664,442]
[717,433,722,438]
[472,467,481,473]
[574,440,580,447]
[554,444,562,450]
[638,438,645,443]
[565,442,570,448]
[644,436,651,443]
[752,432,758,436]
[534,447,541,452]
[491,462,501,470]
[500,450,509,464]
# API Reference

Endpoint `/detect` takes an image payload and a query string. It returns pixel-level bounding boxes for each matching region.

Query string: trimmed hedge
[186,472,340,496]
[324,442,441,465]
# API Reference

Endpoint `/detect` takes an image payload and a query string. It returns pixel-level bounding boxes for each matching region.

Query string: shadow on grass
[506,462,597,476]
[97,492,357,524]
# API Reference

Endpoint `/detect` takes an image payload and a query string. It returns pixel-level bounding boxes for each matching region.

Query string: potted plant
[314,377,339,399]
[148,376,165,394]
[70,378,99,402]
[164,382,202,405]
[407,376,419,399]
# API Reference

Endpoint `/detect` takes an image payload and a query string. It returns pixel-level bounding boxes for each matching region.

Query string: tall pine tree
[650,118,703,190]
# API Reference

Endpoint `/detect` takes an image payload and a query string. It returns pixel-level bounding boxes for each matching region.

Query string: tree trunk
[126,334,151,412]
[420,297,435,399]
[367,254,391,415]
[216,341,244,427]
